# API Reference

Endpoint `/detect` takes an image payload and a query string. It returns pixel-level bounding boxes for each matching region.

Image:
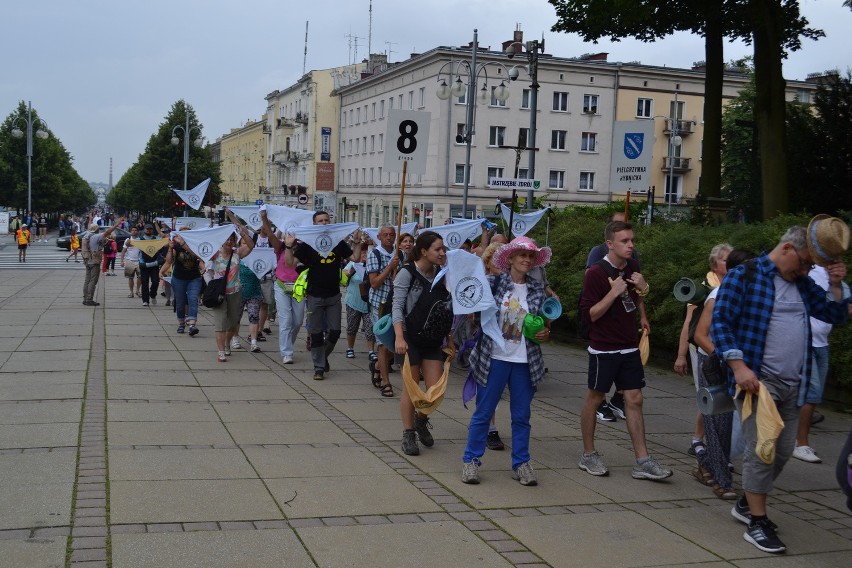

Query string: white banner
[610,121,655,192]
[289,222,359,258]
[172,178,211,210]
[155,217,205,231]
[424,218,482,250]
[264,204,315,235]
[176,225,237,265]
[500,205,550,237]
[227,206,263,230]
[361,222,418,247]
[435,249,504,350]
[242,247,277,279]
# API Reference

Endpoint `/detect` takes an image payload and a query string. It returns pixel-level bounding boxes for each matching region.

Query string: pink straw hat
[493,236,552,271]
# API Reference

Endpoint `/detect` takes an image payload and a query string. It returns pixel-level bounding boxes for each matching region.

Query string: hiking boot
[402,429,419,456]
[312,370,324,381]
[462,459,481,484]
[596,401,616,422]
[744,518,786,554]
[188,325,199,337]
[414,412,434,447]
[486,431,505,451]
[792,445,821,463]
[608,394,626,419]
[579,451,609,476]
[632,457,673,480]
[512,461,538,486]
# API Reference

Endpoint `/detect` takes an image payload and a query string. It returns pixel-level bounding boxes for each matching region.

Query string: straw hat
[807,215,850,266]
[493,236,552,271]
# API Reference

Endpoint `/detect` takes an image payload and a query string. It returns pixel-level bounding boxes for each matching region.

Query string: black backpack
[577,258,639,340]
[404,264,454,348]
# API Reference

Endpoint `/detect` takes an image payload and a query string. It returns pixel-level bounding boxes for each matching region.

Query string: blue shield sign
[623,133,644,160]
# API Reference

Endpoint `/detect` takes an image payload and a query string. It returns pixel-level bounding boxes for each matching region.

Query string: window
[356,108,361,124]
[553,91,568,111]
[408,91,414,110]
[487,167,504,184]
[665,174,681,204]
[517,167,529,179]
[551,130,567,150]
[370,135,375,152]
[363,137,367,154]
[378,166,382,184]
[378,133,384,151]
[389,97,394,110]
[369,168,374,184]
[362,168,366,185]
[419,87,425,107]
[379,100,385,118]
[355,138,360,155]
[456,123,466,144]
[670,99,685,120]
[518,127,529,149]
[583,94,599,114]
[354,169,359,185]
[579,171,595,191]
[521,89,531,109]
[454,163,469,185]
[580,132,597,152]
[349,110,354,124]
[490,86,507,107]
[371,102,376,120]
[489,126,506,147]
[549,170,565,189]
[636,98,653,118]
[456,88,468,105]
[398,94,403,109]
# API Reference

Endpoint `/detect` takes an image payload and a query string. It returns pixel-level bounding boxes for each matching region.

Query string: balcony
[276,117,295,128]
[295,112,309,125]
[661,156,692,172]
[663,118,695,136]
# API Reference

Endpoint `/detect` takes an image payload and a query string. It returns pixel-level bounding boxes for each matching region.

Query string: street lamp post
[436,29,514,218]
[667,91,681,211]
[10,101,49,215]
[505,37,545,209]
[171,113,203,215]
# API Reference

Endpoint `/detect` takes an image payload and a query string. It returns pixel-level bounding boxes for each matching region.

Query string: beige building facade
[217,117,267,205]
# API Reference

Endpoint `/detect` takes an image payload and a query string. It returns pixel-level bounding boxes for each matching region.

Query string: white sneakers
[282,356,293,364]
[231,338,242,350]
[792,445,821,463]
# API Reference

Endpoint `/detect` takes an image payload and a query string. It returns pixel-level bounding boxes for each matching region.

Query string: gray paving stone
[107,421,233,446]
[0,538,66,568]
[109,448,256,480]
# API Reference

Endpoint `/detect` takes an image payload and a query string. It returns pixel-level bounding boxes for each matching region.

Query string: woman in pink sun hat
[461,236,552,487]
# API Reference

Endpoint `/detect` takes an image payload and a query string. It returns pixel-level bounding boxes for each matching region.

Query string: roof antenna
[303,21,309,75]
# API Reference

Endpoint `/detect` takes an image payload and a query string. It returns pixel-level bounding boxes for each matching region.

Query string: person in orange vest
[16,224,31,262]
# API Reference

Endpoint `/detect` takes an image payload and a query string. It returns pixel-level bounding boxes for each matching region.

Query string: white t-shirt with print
[492,282,529,363]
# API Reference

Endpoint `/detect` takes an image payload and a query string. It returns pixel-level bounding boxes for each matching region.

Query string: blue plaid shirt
[366,246,394,309]
[711,252,849,403]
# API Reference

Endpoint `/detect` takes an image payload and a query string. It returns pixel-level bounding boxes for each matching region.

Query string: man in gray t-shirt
[82,215,122,306]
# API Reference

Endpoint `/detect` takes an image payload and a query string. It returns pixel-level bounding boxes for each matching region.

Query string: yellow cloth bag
[639,330,650,366]
[401,347,453,416]
[739,383,785,465]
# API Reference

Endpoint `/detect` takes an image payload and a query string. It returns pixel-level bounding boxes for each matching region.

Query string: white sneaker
[250,340,260,353]
[792,445,821,463]
[282,356,293,364]
[231,338,242,350]
[151,297,157,306]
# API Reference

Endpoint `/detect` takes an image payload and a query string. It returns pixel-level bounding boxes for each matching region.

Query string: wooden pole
[624,190,631,221]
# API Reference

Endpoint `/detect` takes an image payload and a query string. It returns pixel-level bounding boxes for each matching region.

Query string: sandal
[127,293,134,298]
[692,466,715,486]
[369,361,383,388]
[712,484,738,500]
[380,383,394,397]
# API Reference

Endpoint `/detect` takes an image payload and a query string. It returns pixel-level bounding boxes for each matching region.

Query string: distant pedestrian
[82,214,122,306]
[160,229,203,336]
[16,223,31,262]
[102,237,118,276]
[120,227,141,296]
[66,228,81,262]
[37,213,47,242]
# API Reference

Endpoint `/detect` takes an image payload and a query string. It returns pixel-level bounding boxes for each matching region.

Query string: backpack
[577,258,639,340]
[403,264,454,348]
[81,234,92,261]
[103,239,113,254]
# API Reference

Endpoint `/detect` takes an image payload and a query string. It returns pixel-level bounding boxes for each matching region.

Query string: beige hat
[88,223,100,232]
[807,215,850,266]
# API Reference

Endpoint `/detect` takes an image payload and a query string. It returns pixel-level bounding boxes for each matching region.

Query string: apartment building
[217,117,267,205]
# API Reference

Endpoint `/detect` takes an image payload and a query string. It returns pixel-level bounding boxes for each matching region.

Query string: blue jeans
[274,284,305,359]
[463,359,536,470]
[171,276,202,322]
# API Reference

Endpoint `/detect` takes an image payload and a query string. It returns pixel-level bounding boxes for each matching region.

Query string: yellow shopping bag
[401,347,453,416]
[739,383,785,465]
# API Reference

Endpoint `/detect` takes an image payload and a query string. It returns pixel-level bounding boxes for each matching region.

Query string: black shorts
[403,331,445,366]
[18,244,28,250]
[587,350,645,393]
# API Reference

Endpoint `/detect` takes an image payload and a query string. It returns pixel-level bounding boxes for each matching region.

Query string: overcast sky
[2,0,849,186]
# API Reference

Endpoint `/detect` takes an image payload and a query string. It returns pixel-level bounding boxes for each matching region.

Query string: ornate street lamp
[171,113,203,214]
[10,101,49,214]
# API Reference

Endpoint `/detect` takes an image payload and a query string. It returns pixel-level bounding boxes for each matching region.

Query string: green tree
[109,100,220,215]
[547,0,822,220]
[0,101,95,213]
[809,71,852,215]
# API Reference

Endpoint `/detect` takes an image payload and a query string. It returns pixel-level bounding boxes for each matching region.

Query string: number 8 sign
[383,109,431,175]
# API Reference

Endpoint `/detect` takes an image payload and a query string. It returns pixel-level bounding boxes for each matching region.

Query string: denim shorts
[804,345,829,405]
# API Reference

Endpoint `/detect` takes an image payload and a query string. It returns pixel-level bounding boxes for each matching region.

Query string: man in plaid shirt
[368,225,400,395]
[712,223,849,554]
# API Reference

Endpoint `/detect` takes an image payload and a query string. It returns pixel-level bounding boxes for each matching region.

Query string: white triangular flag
[176,225,237,264]
[289,222,359,258]
[500,205,550,237]
[424,218,482,250]
[242,247,277,279]
[155,217,205,231]
[264,204,315,235]
[228,206,263,230]
[172,178,211,210]
[362,222,418,247]
[434,249,504,350]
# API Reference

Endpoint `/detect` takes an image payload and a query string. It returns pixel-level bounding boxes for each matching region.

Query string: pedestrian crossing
[0,241,85,270]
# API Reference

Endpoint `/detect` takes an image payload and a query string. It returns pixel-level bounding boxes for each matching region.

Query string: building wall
[218,117,267,205]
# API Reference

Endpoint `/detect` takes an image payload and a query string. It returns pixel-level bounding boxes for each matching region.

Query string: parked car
[56,228,131,251]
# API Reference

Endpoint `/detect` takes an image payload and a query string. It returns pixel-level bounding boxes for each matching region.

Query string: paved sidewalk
[1,268,850,567]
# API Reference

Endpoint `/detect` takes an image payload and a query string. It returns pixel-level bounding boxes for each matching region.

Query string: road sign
[383,109,430,175]
[488,178,542,191]
[297,194,308,205]
[255,199,264,206]
[610,120,655,192]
